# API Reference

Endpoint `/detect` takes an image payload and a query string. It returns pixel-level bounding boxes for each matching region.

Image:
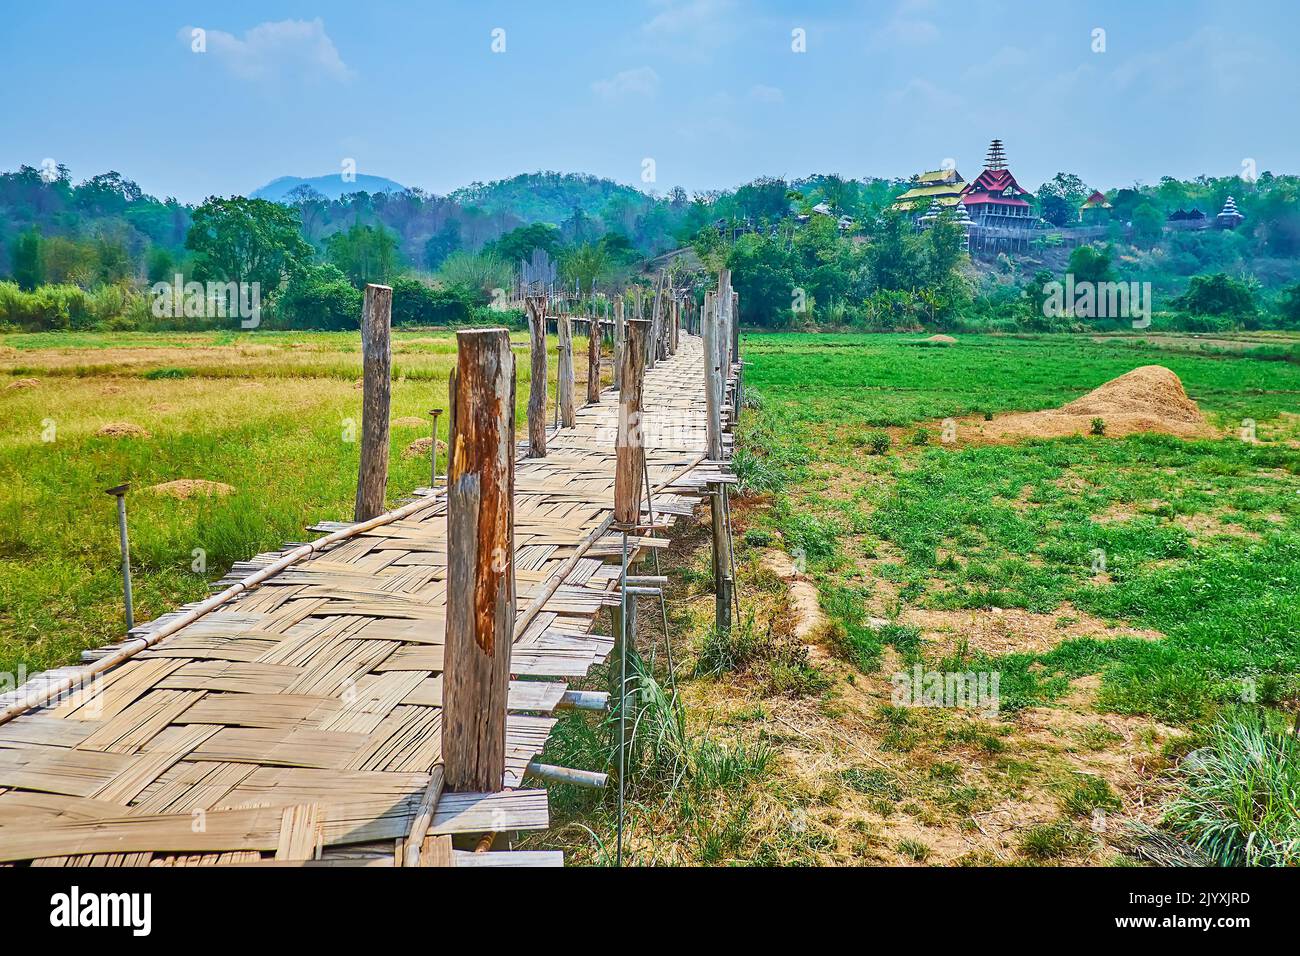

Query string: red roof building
[960,139,1034,227]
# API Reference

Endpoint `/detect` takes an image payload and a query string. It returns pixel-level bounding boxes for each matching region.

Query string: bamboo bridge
[0,276,742,867]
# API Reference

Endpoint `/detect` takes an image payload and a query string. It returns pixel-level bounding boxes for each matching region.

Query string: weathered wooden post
[669,298,679,355]
[355,283,392,521]
[526,296,547,457]
[731,290,742,423]
[613,297,625,391]
[429,408,443,486]
[557,313,575,427]
[610,319,648,773]
[702,291,723,461]
[586,315,601,404]
[444,328,516,793]
[708,481,733,635]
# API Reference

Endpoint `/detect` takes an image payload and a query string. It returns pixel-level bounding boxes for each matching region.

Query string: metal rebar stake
[617,529,630,868]
[105,483,134,631]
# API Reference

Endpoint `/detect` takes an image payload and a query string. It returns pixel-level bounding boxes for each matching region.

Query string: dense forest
[2,162,1299,334]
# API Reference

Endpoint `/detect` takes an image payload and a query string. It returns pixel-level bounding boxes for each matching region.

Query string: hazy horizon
[3,0,1296,204]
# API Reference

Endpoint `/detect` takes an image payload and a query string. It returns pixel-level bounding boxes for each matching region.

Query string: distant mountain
[251,173,409,202]
[450,172,655,226]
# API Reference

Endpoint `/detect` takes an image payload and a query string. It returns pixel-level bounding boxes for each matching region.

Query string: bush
[863,431,891,455]
[391,276,474,326]
[273,264,362,330]
[1174,272,1258,316]
[1164,710,1300,866]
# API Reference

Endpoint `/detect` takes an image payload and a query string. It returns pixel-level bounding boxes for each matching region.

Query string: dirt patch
[96,422,151,438]
[903,603,1163,658]
[5,378,39,390]
[147,479,235,499]
[402,437,447,459]
[760,549,830,659]
[962,366,1215,442]
[392,416,429,428]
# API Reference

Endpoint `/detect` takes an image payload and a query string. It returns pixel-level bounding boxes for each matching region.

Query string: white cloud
[180,19,353,83]
[642,0,735,36]
[871,0,939,48]
[749,84,785,104]
[591,66,661,101]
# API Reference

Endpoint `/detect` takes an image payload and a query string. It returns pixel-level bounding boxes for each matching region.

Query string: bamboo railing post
[731,290,742,424]
[709,480,733,635]
[526,296,547,457]
[354,283,392,521]
[586,316,601,404]
[669,298,679,355]
[444,327,516,793]
[610,319,648,738]
[702,291,723,461]
[613,297,625,391]
[557,313,575,428]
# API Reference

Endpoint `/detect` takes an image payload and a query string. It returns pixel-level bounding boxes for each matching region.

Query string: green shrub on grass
[1164,709,1300,866]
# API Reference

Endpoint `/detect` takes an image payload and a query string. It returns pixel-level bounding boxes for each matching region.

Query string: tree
[424,222,462,271]
[325,223,399,287]
[1066,244,1114,284]
[185,196,313,292]
[865,209,924,292]
[12,229,44,290]
[275,263,362,330]
[561,242,610,296]
[1174,273,1257,316]
[484,223,564,267]
[1131,203,1164,245]
[1037,172,1090,226]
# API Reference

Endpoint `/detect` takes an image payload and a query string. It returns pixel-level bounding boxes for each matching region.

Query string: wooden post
[731,290,742,424]
[614,320,648,528]
[708,480,733,635]
[444,328,516,793]
[717,269,733,370]
[613,297,625,391]
[354,283,392,522]
[702,292,723,461]
[526,296,547,457]
[557,314,575,428]
[610,319,647,723]
[586,316,601,404]
[669,298,679,355]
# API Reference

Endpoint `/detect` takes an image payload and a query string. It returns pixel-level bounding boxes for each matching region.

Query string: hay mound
[970,366,1211,442]
[148,479,235,499]
[923,334,957,345]
[402,437,447,459]
[6,378,39,390]
[392,416,428,428]
[97,422,151,438]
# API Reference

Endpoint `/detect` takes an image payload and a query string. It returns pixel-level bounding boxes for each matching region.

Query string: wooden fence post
[669,298,679,355]
[610,318,648,719]
[586,316,601,404]
[354,283,392,522]
[444,328,516,793]
[557,313,575,428]
[731,290,742,424]
[702,292,723,461]
[612,298,624,392]
[709,480,733,635]
[526,296,547,457]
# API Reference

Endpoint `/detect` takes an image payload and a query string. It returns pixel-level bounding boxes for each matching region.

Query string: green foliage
[12,229,44,290]
[324,223,399,287]
[1090,417,1106,436]
[1174,272,1258,316]
[186,196,312,291]
[484,223,565,266]
[1066,244,1115,284]
[272,263,362,330]
[389,276,473,326]
[1164,710,1300,866]
[436,251,511,303]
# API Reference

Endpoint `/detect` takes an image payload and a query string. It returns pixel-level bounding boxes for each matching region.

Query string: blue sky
[1,1,1294,203]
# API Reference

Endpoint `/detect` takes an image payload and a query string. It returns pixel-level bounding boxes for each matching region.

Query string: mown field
[0,328,605,675]
[537,330,1300,866]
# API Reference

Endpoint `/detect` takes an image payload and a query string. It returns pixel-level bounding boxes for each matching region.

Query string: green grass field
[738,332,1300,724]
[0,328,601,675]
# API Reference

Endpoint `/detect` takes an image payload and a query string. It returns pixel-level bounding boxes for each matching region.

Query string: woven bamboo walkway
[0,335,732,867]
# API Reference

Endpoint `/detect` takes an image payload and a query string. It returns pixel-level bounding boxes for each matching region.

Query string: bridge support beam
[444,327,516,793]
[526,296,547,457]
[355,283,392,522]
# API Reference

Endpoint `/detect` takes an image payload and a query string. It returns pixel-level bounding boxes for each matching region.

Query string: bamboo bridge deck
[0,334,732,867]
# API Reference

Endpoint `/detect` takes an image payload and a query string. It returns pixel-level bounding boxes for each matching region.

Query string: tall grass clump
[1164,709,1300,866]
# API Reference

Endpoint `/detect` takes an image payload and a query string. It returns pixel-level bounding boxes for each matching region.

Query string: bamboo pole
[444,327,516,793]
[526,296,547,457]
[354,283,392,521]
[613,297,624,392]
[702,292,723,461]
[709,481,734,635]
[586,315,601,404]
[557,313,575,428]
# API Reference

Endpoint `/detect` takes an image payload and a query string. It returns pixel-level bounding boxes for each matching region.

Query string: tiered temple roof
[893,167,966,212]
[1215,196,1244,229]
